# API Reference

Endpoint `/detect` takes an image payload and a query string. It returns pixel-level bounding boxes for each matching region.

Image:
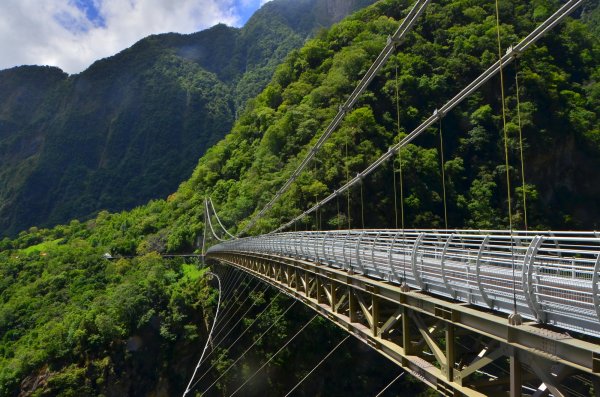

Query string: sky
[0,0,272,75]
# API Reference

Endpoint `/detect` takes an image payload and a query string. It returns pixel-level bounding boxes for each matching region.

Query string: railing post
[593,253,600,322]
[371,231,381,277]
[475,235,493,308]
[343,231,351,270]
[321,231,329,264]
[522,235,545,321]
[356,231,367,274]
[411,233,425,289]
[441,234,457,299]
[388,232,400,282]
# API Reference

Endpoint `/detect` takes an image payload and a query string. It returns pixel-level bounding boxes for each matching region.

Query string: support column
[305,272,310,297]
[510,348,522,397]
[349,288,358,323]
[372,295,380,337]
[331,283,337,313]
[445,323,455,382]
[316,277,325,304]
[402,306,411,355]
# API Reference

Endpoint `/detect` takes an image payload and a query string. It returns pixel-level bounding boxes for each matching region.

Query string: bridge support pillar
[445,323,454,382]
[510,348,522,397]
[316,277,325,304]
[349,288,358,323]
[371,295,380,337]
[402,306,411,355]
[331,283,337,313]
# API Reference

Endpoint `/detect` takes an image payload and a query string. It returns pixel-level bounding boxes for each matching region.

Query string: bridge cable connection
[183,272,222,397]
[189,290,284,389]
[229,314,319,396]
[373,372,405,397]
[199,301,298,395]
[237,0,432,236]
[272,0,586,234]
[283,335,351,396]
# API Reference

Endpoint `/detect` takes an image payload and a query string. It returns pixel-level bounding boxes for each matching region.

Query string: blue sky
[0,0,271,74]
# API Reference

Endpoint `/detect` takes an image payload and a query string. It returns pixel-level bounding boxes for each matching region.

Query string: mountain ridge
[0,0,377,237]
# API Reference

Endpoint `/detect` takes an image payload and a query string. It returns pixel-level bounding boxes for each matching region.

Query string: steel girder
[207,250,600,397]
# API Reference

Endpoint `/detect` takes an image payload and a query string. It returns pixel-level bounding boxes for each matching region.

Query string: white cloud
[0,0,248,74]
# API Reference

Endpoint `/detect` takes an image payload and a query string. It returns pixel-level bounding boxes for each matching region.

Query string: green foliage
[0,0,599,395]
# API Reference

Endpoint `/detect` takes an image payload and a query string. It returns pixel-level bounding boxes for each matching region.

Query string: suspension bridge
[184,0,600,395]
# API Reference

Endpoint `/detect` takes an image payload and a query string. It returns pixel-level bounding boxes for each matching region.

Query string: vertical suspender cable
[392,66,400,230]
[346,130,351,229]
[337,194,341,230]
[360,180,365,229]
[396,65,407,283]
[439,117,448,230]
[201,199,207,257]
[515,58,528,231]
[494,0,517,313]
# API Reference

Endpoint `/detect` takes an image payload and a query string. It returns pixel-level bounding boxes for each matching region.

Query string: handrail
[207,229,600,338]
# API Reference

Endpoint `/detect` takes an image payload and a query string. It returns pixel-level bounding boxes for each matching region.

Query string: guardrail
[208,229,600,338]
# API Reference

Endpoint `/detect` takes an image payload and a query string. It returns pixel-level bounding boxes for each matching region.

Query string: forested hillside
[0,0,376,237]
[0,0,598,395]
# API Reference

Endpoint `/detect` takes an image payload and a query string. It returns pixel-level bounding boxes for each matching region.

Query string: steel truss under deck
[207,249,600,396]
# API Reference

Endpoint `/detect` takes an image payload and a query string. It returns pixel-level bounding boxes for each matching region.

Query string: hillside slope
[0,0,376,237]
[0,0,598,395]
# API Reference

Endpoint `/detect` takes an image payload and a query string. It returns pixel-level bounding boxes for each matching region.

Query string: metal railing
[208,229,600,338]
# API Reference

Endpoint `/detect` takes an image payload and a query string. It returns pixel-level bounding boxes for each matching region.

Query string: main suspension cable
[272,0,584,233]
[209,197,237,239]
[205,198,226,242]
[237,0,432,236]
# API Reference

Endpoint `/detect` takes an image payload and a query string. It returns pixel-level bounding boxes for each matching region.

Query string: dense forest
[0,0,598,395]
[0,0,376,237]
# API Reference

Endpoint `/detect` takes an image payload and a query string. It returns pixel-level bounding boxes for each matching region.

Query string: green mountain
[0,0,376,238]
[0,0,598,395]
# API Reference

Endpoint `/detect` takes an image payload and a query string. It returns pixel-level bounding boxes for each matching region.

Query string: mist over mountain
[0,0,376,237]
